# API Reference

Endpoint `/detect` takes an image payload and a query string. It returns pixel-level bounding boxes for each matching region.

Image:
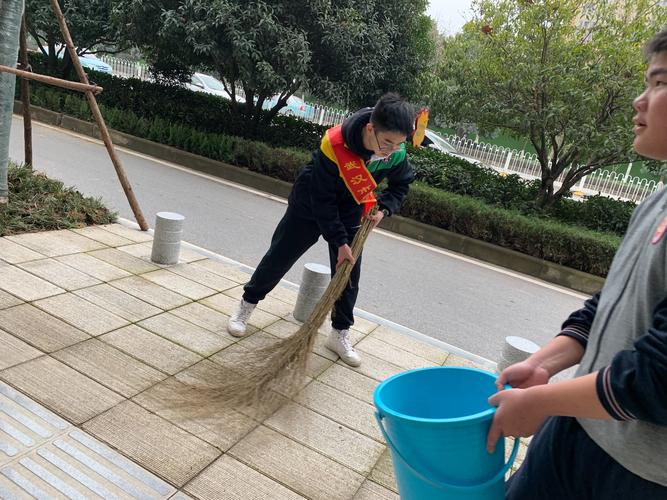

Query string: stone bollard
[496,336,540,374]
[151,212,185,265]
[293,263,331,322]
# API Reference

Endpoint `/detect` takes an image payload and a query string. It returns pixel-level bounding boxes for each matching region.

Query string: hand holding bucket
[373,366,519,500]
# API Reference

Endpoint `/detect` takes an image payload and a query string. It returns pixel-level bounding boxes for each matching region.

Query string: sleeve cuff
[596,367,637,421]
[332,237,348,248]
[556,324,590,348]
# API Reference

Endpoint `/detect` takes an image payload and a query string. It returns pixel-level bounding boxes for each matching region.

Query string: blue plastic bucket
[374,366,518,500]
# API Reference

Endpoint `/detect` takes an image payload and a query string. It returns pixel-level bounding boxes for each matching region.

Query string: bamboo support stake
[0,65,103,94]
[18,15,32,168]
[49,0,148,231]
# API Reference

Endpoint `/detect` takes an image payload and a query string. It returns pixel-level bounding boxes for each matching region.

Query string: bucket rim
[373,366,498,424]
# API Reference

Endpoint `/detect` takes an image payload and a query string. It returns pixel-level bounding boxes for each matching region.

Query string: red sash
[323,125,377,213]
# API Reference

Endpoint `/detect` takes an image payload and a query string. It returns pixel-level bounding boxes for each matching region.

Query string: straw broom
[178,205,379,413]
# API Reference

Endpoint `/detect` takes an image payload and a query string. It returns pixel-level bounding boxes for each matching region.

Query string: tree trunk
[19,13,31,169]
[60,46,73,79]
[536,176,556,208]
[541,168,591,207]
[47,34,57,73]
[0,0,25,202]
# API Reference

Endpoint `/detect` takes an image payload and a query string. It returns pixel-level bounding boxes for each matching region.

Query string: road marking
[27,118,589,300]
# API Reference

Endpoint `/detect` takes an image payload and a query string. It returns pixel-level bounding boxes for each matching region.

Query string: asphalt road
[8,117,589,360]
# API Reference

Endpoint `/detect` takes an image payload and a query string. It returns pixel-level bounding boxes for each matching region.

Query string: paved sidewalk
[0,223,527,499]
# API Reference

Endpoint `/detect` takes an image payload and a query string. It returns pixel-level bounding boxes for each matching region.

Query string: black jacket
[559,292,667,425]
[288,108,414,247]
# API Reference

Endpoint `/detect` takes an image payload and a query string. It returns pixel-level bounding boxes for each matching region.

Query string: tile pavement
[0,224,527,499]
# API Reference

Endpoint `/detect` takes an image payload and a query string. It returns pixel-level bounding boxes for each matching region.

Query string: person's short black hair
[644,29,667,59]
[371,93,416,137]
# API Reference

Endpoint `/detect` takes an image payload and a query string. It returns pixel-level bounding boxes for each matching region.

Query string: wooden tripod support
[0,1,149,230]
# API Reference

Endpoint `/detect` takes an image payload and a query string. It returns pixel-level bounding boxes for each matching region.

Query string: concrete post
[496,336,540,374]
[151,212,185,265]
[293,263,331,322]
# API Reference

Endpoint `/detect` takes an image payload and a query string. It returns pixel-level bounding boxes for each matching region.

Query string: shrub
[25,53,326,151]
[410,146,541,209]
[409,146,634,236]
[100,103,310,182]
[400,183,619,276]
[546,194,636,236]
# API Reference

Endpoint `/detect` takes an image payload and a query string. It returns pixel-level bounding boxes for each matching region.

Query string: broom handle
[335,204,377,287]
[346,204,377,265]
[300,205,378,331]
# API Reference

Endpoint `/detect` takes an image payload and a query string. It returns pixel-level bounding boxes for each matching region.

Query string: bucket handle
[375,411,519,492]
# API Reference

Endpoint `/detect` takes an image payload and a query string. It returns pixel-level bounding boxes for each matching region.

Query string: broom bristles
[174,205,378,415]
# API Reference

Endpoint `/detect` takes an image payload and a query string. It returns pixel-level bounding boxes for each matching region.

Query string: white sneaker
[326,328,361,367]
[227,299,256,337]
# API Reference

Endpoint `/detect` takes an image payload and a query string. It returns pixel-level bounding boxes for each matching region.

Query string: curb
[13,101,605,295]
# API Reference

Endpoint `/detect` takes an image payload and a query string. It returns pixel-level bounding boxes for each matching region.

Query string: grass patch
[0,164,116,236]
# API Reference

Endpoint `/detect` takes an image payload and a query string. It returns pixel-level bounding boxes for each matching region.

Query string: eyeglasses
[373,129,404,153]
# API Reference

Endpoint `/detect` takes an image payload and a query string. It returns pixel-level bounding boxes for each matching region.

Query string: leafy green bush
[547,194,636,236]
[400,183,619,276]
[409,146,634,236]
[410,146,541,208]
[25,52,326,151]
[100,104,310,182]
[26,84,310,182]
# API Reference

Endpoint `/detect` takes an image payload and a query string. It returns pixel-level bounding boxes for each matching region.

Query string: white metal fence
[303,104,350,127]
[443,134,659,204]
[98,55,149,80]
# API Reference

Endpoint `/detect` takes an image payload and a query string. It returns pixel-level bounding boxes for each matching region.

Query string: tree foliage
[25,0,125,74]
[113,0,436,133]
[429,0,667,206]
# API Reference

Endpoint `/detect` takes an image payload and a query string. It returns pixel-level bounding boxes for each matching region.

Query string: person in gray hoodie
[486,29,667,499]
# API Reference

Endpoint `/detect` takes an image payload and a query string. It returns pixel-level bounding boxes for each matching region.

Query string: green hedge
[547,195,637,236]
[400,183,619,276]
[20,84,620,276]
[99,106,310,182]
[409,146,636,237]
[25,53,326,151]
[27,86,310,182]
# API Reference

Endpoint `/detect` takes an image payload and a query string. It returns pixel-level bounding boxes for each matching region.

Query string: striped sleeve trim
[556,324,590,348]
[596,367,637,421]
[561,324,590,342]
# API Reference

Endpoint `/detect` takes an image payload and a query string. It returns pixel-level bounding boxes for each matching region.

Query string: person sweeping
[228,92,416,367]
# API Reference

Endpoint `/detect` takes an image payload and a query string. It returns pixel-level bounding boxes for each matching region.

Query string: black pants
[243,206,362,330]
[506,416,667,500]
